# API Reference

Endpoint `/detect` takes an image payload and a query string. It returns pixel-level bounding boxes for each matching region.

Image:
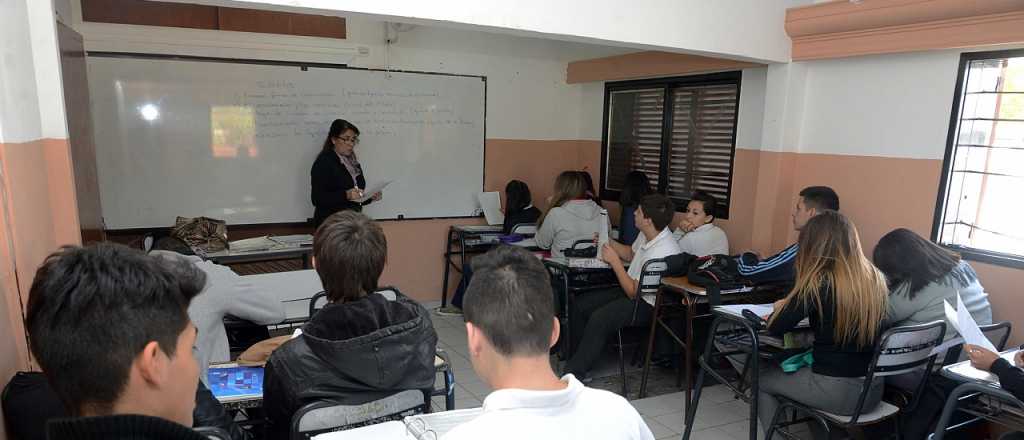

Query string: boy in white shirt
[443,246,653,440]
[564,194,682,379]
[674,190,729,256]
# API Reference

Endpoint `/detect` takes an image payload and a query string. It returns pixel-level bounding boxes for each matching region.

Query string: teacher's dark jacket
[310,150,370,228]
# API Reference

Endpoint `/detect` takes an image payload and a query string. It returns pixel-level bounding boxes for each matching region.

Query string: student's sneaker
[435,306,463,317]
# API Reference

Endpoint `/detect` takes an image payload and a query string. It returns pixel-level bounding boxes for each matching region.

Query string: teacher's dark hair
[314,210,386,303]
[25,243,205,415]
[320,119,361,153]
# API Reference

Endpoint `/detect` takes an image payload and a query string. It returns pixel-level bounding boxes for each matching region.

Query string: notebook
[312,408,483,439]
[477,192,504,226]
[208,365,264,402]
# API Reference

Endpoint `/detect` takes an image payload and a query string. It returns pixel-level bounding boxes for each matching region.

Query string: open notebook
[312,408,483,439]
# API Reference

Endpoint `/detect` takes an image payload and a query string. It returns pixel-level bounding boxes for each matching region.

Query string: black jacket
[46,415,207,440]
[310,150,371,227]
[502,206,541,235]
[263,290,438,438]
[992,358,1024,401]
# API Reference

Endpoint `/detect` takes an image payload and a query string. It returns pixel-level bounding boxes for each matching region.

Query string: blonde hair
[770,210,888,348]
[538,171,588,226]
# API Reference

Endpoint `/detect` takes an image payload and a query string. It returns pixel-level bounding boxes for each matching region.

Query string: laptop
[477,191,504,226]
[208,364,264,402]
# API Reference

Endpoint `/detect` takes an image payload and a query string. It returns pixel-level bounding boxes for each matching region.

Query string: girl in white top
[535,171,608,258]
[675,190,729,256]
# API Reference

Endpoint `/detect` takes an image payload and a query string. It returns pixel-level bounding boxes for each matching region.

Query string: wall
[0,0,83,437]
[70,5,630,301]
[160,0,801,63]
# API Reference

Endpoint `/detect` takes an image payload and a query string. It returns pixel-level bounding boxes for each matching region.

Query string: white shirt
[627,227,682,280]
[442,375,654,440]
[674,223,729,257]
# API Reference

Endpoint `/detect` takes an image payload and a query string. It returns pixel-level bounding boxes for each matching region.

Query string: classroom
[1,0,1023,439]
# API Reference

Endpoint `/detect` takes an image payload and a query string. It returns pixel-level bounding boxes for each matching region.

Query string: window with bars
[934,50,1024,267]
[600,72,740,218]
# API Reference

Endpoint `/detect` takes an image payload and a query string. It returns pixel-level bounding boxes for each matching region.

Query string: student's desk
[640,277,781,405]
[239,269,324,323]
[678,308,779,440]
[439,224,539,307]
[207,246,313,269]
[542,257,619,359]
[933,351,1024,439]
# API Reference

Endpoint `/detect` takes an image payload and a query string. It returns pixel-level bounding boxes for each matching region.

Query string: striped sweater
[736,243,798,285]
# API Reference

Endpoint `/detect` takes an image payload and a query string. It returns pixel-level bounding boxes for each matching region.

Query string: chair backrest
[290,389,427,440]
[630,258,667,323]
[510,223,537,235]
[981,321,1012,351]
[194,426,232,440]
[308,288,400,319]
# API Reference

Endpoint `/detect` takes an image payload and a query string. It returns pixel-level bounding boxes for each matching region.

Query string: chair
[289,389,429,440]
[942,321,1013,365]
[308,291,328,319]
[930,382,1024,440]
[432,349,456,411]
[509,223,537,236]
[765,320,947,440]
[193,426,232,440]
[614,258,668,397]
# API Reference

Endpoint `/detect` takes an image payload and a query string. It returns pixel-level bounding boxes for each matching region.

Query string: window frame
[599,71,742,218]
[932,48,1024,270]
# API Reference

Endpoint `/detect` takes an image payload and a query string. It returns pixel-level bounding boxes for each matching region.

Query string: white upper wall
[162,0,796,63]
[797,50,962,160]
[0,0,66,143]
[72,4,629,141]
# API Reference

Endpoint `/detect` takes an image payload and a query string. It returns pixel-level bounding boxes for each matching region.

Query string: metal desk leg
[301,252,311,269]
[440,227,456,307]
[683,295,696,411]
[683,316,722,440]
[562,269,572,358]
[638,287,664,399]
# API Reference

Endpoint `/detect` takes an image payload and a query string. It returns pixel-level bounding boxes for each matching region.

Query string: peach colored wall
[566,51,762,84]
[0,138,84,417]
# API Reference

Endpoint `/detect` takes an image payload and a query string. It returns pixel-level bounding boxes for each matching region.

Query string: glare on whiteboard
[139,104,160,121]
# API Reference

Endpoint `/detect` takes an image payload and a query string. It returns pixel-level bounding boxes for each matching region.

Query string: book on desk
[313,408,482,439]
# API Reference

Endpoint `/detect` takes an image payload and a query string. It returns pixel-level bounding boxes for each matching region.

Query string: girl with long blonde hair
[534,171,606,258]
[757,210,888,434]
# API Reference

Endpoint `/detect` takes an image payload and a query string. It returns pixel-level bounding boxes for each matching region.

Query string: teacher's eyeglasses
[336,136,360,145]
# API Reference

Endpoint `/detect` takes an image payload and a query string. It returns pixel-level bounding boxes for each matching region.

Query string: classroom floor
[427,303,812,440]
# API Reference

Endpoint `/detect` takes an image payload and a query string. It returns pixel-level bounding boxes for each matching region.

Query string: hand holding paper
[944,293,996,352]
[356,179,393,203]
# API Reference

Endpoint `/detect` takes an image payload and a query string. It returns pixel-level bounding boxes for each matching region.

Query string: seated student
[442,246,653,440]
[757,211,888,437]
[263,211,437,438]
[535,171,607,258]
[875,228,992,335]
[437,180,541,316]
[25,243,210,440]
[149,237,285,384]
[618,171,652,246]
[564,194,681,378]
[673,190,729,256]
[737,186,839,285]
[578,170,603,207]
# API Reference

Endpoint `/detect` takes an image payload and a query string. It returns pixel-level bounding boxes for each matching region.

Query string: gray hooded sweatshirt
[535,200,607,258]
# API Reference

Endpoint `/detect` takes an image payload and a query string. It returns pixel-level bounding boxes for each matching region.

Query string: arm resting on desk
[767,298,807,337]
[991,358,1024,401]
[206,263,287,324]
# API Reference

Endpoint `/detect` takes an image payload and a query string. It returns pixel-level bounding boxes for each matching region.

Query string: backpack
[687,254,745,290]
[170,216,229,253]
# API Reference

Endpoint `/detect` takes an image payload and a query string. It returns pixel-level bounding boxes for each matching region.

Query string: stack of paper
[944,293,996,352]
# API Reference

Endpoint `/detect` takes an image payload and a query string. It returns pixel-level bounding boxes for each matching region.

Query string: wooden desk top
[662,276,705,294]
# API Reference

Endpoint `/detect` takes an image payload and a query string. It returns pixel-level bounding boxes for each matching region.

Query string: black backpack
[687,254,745,290]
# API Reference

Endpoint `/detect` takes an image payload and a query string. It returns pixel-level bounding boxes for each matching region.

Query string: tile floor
[427,305,810,440]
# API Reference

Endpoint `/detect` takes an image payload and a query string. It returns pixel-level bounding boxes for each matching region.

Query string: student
[737,186,839,285]
[564,194,681,378]
[25,243,210,440]
[500,179,542,235]
[757,211,888,437]
[263,211,437,438]
[674,190,729,256]
[438,180,541,317]
[535,171,607,258]
[578,170,603,207]
[875,228,992,335]
[618,171,652,245]
[149,237,285,384]
[443,246,653,440]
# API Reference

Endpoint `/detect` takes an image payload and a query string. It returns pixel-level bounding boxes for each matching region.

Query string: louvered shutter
[604,88,664,191]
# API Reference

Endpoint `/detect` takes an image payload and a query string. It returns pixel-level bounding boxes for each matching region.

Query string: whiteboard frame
[87,51,489,229]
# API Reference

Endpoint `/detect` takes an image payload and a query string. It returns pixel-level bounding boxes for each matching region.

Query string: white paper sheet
[477,191,504,226]
[944,294,996,352]
[356,179,394,203]
[598,208,610,250]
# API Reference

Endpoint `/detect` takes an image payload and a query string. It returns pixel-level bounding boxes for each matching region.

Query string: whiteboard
[86,55,486,229]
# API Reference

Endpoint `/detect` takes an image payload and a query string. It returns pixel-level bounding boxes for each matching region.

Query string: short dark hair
[688,190,719,219]
[799,186,840,211]
[314,211,387,302]
[639,194,675,231]
[25,243,205,415]
[463,246,553,356]
[504,180,532,213]
[873,228,970,299]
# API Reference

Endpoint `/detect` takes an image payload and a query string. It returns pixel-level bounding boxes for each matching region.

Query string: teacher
[310,119,381,228]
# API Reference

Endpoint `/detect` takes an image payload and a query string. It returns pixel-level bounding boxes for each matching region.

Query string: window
[934,50,1024,267]
[600,72,741,217]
